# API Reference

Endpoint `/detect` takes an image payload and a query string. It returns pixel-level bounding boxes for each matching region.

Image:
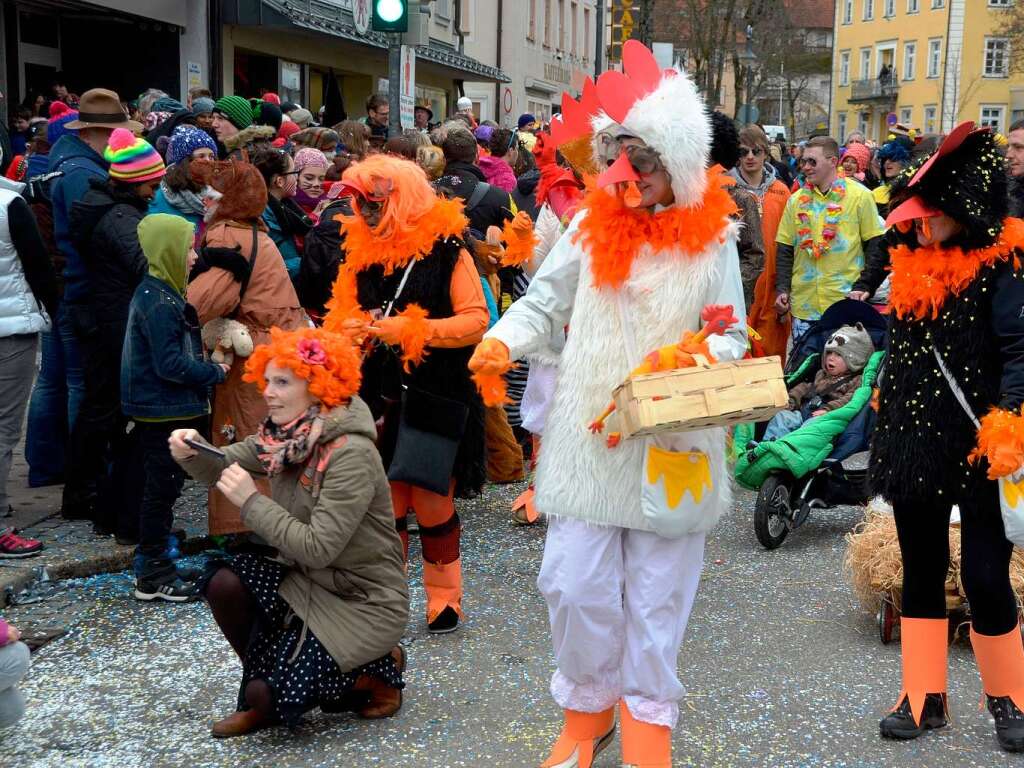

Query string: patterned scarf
[255,406,324,477]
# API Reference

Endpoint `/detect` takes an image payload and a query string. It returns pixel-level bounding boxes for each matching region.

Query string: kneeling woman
[170,327,409,737]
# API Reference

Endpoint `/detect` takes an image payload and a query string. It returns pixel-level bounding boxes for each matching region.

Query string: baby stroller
[733,299,888,550]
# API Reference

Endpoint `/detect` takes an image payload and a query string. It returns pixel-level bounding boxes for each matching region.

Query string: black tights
[893,481,1017,636]
[204,567,274,715]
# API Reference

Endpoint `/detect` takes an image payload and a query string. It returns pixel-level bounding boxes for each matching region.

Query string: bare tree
[995,4,1024,75]
[666,0,740,107]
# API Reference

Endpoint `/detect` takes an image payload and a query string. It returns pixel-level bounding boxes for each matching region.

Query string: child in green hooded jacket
[121,213,229,602]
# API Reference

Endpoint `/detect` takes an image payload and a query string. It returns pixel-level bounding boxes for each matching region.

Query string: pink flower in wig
[297,338,328,366]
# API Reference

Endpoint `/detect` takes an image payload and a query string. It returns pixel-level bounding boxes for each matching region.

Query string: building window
[860,48,872,79]
[908,0,919,11]
[985,38,1010,77]
[884,0,895,16]
[558,0,565,51]
[903,41,916,79]
[840,51,851,85]
[460,0,472,33]
[924,105,937,132]
[435,0,451,19]
[900,107,913,124]
[544,0,552,47]
[838,112,848,142]
[931,0,944,7]
[571,2,578,56]
[583,7,590,60]
[528,0,536,40]
[843,0,853,23]
[857,111,868,137]
[989,0,1013,7]
[864,0,875,19]
[1014,108,1024,124]
[927,38,942,78]
[981,104,1007,133]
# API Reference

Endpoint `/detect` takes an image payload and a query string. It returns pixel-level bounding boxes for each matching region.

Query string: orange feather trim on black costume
[889,218,1024,321]
[322,265,370,333]
[572,166,739,290]
[392,303,430,372]
[970,406,1024,479]
[335,195,468,276]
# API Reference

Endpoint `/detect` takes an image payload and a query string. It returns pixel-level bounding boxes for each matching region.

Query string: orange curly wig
[243,327,362,408]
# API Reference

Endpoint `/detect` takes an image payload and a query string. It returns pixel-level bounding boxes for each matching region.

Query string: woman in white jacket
[470,42,747,767]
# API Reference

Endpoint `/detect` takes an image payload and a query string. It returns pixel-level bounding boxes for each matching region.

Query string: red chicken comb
[550,77,601,148]
[700,304,739,335]
[595,40,664,124]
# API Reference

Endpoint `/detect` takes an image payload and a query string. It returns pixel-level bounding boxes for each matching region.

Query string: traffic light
[372,0,408,32]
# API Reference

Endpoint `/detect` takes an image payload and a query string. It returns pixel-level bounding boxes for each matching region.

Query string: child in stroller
[734,299,887,549]
[757,323,875,443]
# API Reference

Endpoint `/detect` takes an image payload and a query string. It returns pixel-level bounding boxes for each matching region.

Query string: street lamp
[735,26,757,125]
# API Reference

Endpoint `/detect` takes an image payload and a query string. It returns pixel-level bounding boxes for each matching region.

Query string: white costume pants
[537,515,705,729]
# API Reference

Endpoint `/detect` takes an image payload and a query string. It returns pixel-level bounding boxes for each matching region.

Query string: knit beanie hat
[294,147,329,171]
[277,121,301,142]
[104,128,166,183]
[49,101,71,119]
[167,124,219,166]
[213,95,253,130]
[843,142,871,173]
[47,110,79,145]
[289,107,313,129]
[252,100,283,130]
[191,97,215,116]
[262,92,281,106]
[824,323,874,374]
[152,96,185,114]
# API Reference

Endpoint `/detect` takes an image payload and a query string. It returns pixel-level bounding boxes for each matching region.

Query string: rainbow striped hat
[103,128,166,183]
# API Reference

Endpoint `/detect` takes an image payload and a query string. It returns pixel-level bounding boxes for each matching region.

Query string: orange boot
[423,558,462,633]
[619,699,671,767]
[540,707,616,768]
[971,623,1024,752]
[879,617,949,740]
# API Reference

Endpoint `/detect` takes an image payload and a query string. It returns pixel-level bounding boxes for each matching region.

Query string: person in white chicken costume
[469,42,747,767]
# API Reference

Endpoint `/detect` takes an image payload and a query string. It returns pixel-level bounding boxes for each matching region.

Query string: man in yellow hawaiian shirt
[775,136,886,340]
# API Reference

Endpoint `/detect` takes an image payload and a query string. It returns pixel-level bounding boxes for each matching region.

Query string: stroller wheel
[878,597,897,645]
[754,474,791,550]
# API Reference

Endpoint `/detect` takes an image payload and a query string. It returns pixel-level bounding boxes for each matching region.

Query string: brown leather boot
[210,708,271,738]
[352,646,405,719]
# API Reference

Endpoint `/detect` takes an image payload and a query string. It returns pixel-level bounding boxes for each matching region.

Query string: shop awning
[223,0,510,83]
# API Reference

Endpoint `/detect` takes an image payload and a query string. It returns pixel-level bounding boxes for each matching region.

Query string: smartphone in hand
[184,437,227,459]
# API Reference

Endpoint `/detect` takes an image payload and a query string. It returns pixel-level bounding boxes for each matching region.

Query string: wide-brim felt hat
[64,88,143,133]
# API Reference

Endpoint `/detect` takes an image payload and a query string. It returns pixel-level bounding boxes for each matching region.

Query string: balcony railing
[849,76,899,103]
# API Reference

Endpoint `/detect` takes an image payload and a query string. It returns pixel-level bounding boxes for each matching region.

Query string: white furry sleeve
[705,238,749,363]
[485,210,584,362]
[525,204,564,278]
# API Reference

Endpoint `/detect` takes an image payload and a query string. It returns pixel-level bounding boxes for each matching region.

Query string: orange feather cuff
[472,369,513,406]
[500,212,539,268]
[970,406,1024,479]
[394,303,430,372]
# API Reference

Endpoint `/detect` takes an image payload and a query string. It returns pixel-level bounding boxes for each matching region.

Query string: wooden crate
[612,356,788,438]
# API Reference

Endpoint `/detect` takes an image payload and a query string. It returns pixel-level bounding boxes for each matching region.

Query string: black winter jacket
[511,169,541,221]
[438,161,514,236]
[69,178,148,325]
[297,197,352,315]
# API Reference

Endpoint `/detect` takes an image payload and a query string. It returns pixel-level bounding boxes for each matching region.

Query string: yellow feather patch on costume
[970,406,1024,479]
[645,446,713,508]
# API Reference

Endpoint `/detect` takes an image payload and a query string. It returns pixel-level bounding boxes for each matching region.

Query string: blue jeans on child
[763,409,809,441]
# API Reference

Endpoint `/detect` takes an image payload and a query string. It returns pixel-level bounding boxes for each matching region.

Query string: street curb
[1,535,215,607]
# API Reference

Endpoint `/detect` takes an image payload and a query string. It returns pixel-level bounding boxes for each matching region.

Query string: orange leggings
[390,480,460,565]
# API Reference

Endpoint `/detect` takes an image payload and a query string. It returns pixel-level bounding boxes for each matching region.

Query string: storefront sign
[353,0,370,35]
[187,62,202,90]
[543,63,571,85]
[400,45,416,129]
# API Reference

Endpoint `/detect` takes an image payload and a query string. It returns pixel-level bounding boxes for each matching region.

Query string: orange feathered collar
[572,167,739,290]
[337,195,468,276]
[889,217,1024,320]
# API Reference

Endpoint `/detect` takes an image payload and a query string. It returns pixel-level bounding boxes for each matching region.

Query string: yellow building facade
[830,0,1024,143]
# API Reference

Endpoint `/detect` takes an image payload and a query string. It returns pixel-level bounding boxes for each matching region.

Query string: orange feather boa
[393,304,430,372]
[572,167,739,290]
[500,212,540,268]
[889,218,1024,321]
[335,195,468,276]
[970,406,1024,479]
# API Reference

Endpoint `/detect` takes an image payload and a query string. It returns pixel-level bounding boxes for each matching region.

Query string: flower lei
[795,177,846,260]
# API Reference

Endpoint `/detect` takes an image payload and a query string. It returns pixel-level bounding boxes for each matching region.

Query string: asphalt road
[3,482,1022,768]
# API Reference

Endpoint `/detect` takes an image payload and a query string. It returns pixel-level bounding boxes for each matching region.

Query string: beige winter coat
[180,397,409,671]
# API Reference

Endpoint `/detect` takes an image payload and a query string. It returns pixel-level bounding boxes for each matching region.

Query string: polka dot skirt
[205,553,404,727]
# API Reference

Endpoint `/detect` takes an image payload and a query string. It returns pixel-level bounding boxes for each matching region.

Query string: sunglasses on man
[739,147,765,157]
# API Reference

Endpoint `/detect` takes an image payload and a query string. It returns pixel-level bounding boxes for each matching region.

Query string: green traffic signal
[372,0,408,31]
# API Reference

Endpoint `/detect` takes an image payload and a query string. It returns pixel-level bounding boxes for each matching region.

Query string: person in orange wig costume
[323,154,488,635]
